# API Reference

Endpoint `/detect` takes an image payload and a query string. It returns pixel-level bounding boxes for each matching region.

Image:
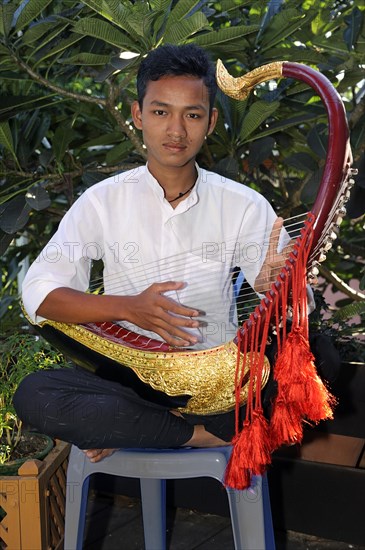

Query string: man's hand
[36,284,201,348]
[254,217,294,293]
[124,281,201,347]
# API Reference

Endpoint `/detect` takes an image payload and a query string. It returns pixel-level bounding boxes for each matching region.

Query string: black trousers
[13,366,246,450]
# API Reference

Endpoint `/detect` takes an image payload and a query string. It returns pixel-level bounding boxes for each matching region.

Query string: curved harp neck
[216,59,283,100]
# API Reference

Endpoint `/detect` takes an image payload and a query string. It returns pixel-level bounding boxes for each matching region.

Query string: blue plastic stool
[64,445,275,550]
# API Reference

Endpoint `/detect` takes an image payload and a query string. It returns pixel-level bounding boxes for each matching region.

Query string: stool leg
[140,478,166,550]
[226,476,274,550]
[262,474,276,550]
[64,475,90,550]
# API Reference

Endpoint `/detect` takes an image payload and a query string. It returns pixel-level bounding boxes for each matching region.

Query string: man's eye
[154,110,166,116]
[187,113,200,119]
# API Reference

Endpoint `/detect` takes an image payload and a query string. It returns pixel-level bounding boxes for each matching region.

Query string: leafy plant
[0,333,69,464]
[309,290,365,364]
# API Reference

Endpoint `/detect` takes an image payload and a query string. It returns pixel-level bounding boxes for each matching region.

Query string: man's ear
[207,107,218,136]
[131,100,143,130]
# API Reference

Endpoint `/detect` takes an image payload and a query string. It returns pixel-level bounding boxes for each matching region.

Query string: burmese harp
[27,61,355,420]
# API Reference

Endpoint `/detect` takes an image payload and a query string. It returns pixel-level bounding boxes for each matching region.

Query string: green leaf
[58,52,112,66]
[72,17,138,50]
[311,36,349,55]
[25,184,51,211]
[239,100,280,142]
[247,112,319,142]
[213,156,239,180]
[343,6,363,51]
[151,0,172,12]
[0,179,38,206]
[94,55,139,83]
[36,33,84,62]
[16,112,51,166]
[167,0,205,26]
[332,301,365,324]
[0,3,16,37]
[0,95,61,122]
[0,196,31,234]
[194,25,259,46]
[265,47,327,65]
[26,22,72,58]
[0,121,15,155]
[52,124,78,164]
[0,229,14,257]
[163,12,210,43]
[307,123,328,160]
[301,168,322,204]
[81,171,109,188]
[284,152,318,172]
[81,1,140,39]
[105,140,134,164]
[248,137,275,169]
[22,19,67,45]
[310,8,332,36]
[15,0,54,31]
[0,43,10,55]
[120,8,156,43]
[260,9,315,52]
[351,117,365,151]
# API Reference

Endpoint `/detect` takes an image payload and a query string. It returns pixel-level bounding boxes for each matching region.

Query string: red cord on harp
[225,213,336,490]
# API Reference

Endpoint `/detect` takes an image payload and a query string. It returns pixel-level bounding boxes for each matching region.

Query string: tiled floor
[83,492,365,549]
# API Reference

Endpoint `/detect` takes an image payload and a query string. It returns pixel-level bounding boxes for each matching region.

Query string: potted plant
[0,331,71,550]
[0,333,67,470]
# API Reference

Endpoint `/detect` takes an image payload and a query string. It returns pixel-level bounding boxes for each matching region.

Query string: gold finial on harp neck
[216,59,284,100]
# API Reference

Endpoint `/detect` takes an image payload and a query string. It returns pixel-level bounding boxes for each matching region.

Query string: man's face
[131,75,217,173]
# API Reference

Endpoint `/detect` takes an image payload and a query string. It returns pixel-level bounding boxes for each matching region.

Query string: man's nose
[167,115,187,138]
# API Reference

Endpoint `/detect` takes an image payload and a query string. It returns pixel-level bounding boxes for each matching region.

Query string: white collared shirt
[22,164,278,349]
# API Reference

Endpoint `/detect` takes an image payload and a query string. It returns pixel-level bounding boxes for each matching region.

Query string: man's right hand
[36,282,201,348]
[124,281,201,347]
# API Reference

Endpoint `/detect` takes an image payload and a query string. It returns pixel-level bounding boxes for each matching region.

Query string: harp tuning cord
[307,166,358,281]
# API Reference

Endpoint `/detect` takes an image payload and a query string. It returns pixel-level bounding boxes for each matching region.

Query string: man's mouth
[163,142,186,152]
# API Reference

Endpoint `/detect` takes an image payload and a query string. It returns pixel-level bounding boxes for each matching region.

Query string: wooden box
[0,440,70,550]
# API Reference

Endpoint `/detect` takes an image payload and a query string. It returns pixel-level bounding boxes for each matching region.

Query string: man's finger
[269,217,284,254]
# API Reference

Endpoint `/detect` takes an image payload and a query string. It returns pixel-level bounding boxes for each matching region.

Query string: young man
[14,44,287,462]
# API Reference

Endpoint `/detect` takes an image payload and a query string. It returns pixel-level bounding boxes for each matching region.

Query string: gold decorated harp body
[29,61,355,417]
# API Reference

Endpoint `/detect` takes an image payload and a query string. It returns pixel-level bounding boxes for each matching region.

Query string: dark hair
[136,43,217,112]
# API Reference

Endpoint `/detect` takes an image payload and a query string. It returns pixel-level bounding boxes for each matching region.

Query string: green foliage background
[0,0,364,338]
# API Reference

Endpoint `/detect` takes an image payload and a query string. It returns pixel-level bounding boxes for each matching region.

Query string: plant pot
[0,433,54,476]
[0,439,70,550]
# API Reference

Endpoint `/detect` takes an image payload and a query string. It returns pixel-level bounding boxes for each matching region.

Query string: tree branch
[14,55,107,106]
[13,54,146,158]
[319,264,365,302]
[107,83,146,159]
[0,163,141,184]
[349,94,365,130]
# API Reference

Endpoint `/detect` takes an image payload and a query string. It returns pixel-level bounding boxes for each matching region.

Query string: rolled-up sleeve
[22,193,104,324]
[237,198,276,289]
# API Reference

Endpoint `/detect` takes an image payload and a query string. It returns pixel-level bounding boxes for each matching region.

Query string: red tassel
[225,409,271,489]
[270,399,303,450]
[226,216,336,486]
[270,323,335,451]
[285,329,335,421]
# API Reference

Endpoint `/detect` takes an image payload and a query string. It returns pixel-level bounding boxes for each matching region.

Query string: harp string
[88,213,308,297]
[84,213,310,334]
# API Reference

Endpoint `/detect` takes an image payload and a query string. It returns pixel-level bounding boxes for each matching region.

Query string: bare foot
[183,425,230,448]
[170,411,230,447]
[83,449,117,463]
